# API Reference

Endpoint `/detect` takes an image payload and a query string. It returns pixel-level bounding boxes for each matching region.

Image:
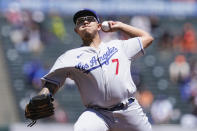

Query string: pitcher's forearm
[119,23,150,38]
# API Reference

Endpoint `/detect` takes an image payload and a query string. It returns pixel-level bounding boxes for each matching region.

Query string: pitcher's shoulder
[58,47,83,60]
[104,39,123,45]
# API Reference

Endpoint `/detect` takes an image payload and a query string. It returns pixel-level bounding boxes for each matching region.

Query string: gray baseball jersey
[41,37,144,108]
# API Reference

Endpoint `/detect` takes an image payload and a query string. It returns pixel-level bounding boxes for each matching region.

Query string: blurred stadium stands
[0,0,197,131]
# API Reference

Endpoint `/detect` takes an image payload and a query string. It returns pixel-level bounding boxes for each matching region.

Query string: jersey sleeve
[121,37,144,60]
[41,59,66,88]
[41,55,69,90]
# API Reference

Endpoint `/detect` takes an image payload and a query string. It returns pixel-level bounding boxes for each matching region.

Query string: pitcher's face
[74,16,101,39]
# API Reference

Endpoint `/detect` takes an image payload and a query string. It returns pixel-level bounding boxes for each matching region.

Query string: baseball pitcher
[25,9,154,131]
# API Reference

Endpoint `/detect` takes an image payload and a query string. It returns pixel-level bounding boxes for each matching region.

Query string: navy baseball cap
[73,9,100,24]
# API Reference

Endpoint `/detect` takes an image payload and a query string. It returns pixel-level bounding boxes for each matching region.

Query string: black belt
[89,98,135,111]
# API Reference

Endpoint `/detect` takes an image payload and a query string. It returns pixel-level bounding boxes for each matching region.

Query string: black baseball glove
[25,94,54,127]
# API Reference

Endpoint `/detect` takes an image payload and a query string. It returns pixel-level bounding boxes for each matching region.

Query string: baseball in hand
[101,21,110,32]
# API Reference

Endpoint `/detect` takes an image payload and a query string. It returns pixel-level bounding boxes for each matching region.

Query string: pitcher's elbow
[149,35,154,44]
[143,35,154,49]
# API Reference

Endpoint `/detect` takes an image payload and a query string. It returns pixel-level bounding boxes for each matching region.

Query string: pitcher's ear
[98,23,101,31]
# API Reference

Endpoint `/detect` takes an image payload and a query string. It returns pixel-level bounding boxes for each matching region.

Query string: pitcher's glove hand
[25,94,54,127]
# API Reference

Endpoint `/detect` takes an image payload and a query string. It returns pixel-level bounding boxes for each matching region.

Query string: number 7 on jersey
[112,59,119,75]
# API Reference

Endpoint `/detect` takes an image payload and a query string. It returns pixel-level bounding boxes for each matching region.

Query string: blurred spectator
[51,13,67,42]
[27,21,44,53]
[169,55,190,83]
[180,114,197,128]
[158,31,173,50]
[180,60,197,116]
[10,29,29,52]
[130,16,151,33]
[150,16,160,34]
[190,61,197,77]
[190,94,197,116]
[7,10,44,54]
[188,76,197,116]
[137,90,154,110]
[23,60,48,90]
[172,34,183,52]
[31,65,48,89]
[53,100,68,123]
[181,23,197,54]
[180,81,192,101]
[151,99,173,124]
[32,11,45,23]
[5,3,22,25]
